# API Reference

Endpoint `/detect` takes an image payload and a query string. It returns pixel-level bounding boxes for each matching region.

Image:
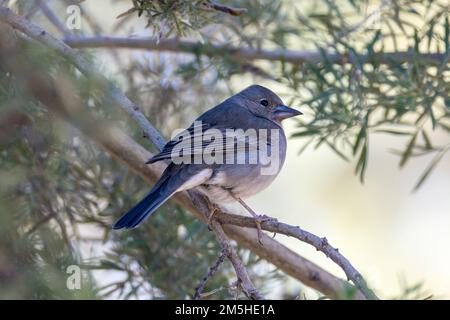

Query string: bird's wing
[113,163,212,229]
[146,101,265,164]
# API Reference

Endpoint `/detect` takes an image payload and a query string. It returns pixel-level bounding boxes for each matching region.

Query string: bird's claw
[207,203,220,230]
[253,214,277,245]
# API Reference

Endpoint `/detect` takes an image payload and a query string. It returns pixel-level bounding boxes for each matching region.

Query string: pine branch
[63,35,447,65]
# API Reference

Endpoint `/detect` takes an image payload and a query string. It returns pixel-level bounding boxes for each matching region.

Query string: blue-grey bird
[113,85,302,239]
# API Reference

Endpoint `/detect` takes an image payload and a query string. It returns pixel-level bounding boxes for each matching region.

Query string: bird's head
[236,85,302,123]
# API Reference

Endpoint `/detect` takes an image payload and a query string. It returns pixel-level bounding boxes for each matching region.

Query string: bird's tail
[112,178,174,230]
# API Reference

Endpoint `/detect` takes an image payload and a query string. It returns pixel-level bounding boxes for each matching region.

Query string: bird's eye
[260,99,269,107]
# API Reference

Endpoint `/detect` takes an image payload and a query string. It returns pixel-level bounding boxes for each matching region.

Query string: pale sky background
[44,0,450,299]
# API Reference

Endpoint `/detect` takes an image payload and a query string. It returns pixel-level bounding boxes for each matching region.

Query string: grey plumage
[113,85,302,229]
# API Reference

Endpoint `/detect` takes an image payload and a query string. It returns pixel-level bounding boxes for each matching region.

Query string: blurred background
[0,0,449,299]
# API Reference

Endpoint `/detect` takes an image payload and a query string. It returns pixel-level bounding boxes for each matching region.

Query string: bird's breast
[203,129,287,202]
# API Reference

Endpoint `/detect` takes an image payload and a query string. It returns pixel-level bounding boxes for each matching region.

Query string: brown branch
[188,191,263,300]
[212,220,263,299]
[62,35,448,65]
[215,212,378,300]
[0,6,373,300]
[194,248,227,299]
[202,1,247,16]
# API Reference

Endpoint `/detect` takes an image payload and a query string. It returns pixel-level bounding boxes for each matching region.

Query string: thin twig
[202,1,247,16]
[36,0,71,36]
[188,191,264,300]
[60,0,125,78]
[193,248,227,299]
[25,212,56,235]
[212,221,263,300]
[63,0,102,34]
[336,0,390,39]
[63,35,448,65]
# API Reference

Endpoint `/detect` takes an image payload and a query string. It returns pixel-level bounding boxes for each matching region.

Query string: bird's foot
[207,202,220,230]
[253,214,277,245]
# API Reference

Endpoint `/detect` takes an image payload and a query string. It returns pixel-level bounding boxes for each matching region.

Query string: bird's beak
[273,105,303,121]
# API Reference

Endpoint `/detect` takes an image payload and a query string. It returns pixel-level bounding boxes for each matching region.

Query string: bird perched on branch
[113,85,302,242]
